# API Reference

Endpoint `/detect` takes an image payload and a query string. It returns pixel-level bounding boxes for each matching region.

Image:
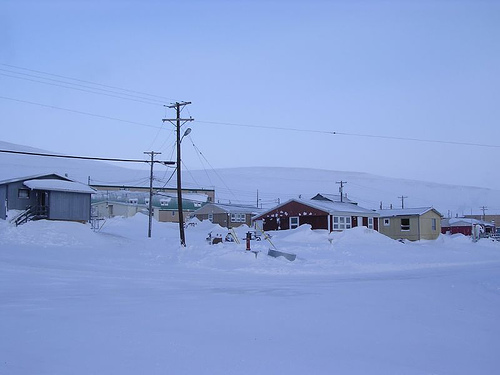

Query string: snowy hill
[1,140,499,215]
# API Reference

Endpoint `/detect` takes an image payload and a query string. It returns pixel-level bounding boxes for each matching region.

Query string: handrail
[14,205,48,226]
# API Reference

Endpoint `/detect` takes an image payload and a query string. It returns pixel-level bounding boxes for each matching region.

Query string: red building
[252,197,379,232]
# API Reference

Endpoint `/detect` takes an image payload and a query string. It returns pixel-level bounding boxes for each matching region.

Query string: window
[208,213,213,223]
[145,198,150,205]
[128,198,138,205]
[383,218,390,226]
[401,218,410,231]
[432,218,437,231]
[160,199,169,206]
[368,217,373,229]
[290,217,299,229]
[333,216,352,230]
[231,213,246,223]
[18,189,30,199]
[194,202,202,208]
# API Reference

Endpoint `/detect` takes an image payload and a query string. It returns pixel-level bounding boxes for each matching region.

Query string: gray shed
[0,174,95,223]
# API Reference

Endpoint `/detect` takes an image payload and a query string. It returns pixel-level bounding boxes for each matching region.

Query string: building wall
[157,209,195,223]
[419,211,441,240]
[92,202,145,218]
[441,225,472,236]
[193,212,252,228]
[0,185,6,219]
[379,212,440,241]
[5,181,38,210]
[48,191,91,222]
[257,201,329,231]
[92,186,215,203]
[300,215,329,230]
[378,216,421,241]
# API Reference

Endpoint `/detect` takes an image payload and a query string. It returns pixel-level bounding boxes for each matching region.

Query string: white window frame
[160,199,169,207]
[368,217,373,229]
[432,218,437,231]
[208,213,213,222]
[290,216,299,229]
[231,213,246,223]
[383,218,390,226]
[128,198,138,205]
[333,216,352,230]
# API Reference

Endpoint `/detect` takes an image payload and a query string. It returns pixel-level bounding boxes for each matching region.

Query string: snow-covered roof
[254,199,378,219]
[0,173,70,185]
[196,203,261,215]
[157,192,209,203]
[24,179,96,194]
[377,207,441,217]
[305,199,377,215]
[311,193,357,205]
[442,218,495,227]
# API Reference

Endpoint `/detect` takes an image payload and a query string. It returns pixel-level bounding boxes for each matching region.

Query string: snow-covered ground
[1,214,500,374]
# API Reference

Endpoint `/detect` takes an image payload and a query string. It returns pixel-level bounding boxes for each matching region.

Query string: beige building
[377,207,442,241]
[193,203,262,228]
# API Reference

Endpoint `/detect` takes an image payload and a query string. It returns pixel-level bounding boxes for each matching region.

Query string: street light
[182,127,192,141]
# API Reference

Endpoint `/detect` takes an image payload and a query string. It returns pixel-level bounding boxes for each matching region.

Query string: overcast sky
[1,0,499,189]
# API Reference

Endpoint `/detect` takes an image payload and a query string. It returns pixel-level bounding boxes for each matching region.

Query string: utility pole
[480,206,488,221]
[336,181,347,202]
[399,195,408,209]
[144,151,161,238]
[163,101,194,247]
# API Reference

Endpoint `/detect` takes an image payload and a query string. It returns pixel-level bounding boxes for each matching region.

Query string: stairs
[12,205,48,226]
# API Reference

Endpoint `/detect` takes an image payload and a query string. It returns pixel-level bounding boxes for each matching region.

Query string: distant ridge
[1,141,499,216]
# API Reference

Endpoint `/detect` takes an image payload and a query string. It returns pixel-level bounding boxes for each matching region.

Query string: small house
[0,173,95,224]
[252,197,379,232]
[441,218,495,236]
[377,207,442,241]
[192,203,261,228]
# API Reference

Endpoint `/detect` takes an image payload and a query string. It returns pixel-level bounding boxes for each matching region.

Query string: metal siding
[48,191,91,221]
[0,185,6,219]
[5,181,38,210]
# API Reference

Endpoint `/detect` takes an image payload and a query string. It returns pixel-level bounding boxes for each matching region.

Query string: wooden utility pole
[399,195,408,209]
[480,206,488,221]
[336,181,347,202]
[144,151,161,238]
[163,101,193,247]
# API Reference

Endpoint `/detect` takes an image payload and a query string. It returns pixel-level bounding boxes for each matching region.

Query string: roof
[0,173,71,185]
[194,203,262,215]
[442,218,495,227]
[377,207,442,218]
[157,192,209,203]
[24,179,96,194]
[311,193,357,205]
[253,198,378,220]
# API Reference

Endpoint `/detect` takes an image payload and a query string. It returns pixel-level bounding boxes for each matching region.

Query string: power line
[0,95,162,130]
[0,148,175,165]
[0,71,164,106]
[1,93,499,150]
[195,119,500,149]
[0,63,177,102]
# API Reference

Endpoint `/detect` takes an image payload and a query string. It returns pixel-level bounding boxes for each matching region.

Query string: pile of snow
[3,216,499,276]
[2,216,500,374]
